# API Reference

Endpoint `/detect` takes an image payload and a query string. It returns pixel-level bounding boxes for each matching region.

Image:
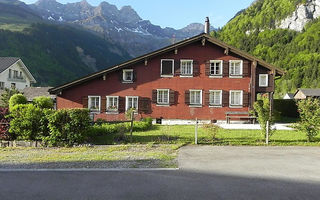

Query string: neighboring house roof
[294,88,320,98]
[22,87,55,101]
[0,57,20,73]
[283,93,294,99]
[49,33,285,94]
[0,57,37,83]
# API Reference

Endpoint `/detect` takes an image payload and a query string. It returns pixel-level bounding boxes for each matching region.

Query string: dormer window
[161,59,174,77]
[122,69,133,82]
[229,60,243,77]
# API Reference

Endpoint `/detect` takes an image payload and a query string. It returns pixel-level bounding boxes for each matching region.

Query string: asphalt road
[0,146,320,200]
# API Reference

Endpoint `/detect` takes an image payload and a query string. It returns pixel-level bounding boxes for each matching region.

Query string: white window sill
[229,75,243,78]
[106,111,119,114]
[189,105,202,108]
[209,75,223,78]
[209,105,222,108]
[180,75,193,78]
[90,111,100,114]
[259,85,268,87]
[161,75,174,78]
[122,81,134,84]
[156,104,170,107]
[229,105,243,108]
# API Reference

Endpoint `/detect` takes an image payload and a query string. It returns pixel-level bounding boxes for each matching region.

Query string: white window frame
[106,96,119,113]
[160,59,174,77]
[229,90,243,107]
[122,69,133,82]
[189,89,202,107]
[180,59,193,77]
[157,89,170,105]
[209,60,223,77]
[88,95,101,112]
[126,96,139,111]
[229,60,243,77]
[209,90,222,107]
[0,82,4,90]
[259,74,268,87]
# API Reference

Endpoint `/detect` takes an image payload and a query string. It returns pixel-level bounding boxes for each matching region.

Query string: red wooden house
[49,22,284,123]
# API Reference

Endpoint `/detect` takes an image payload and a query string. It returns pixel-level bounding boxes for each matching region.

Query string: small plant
[296,98,320,142]
[202,123,220,144]
[125,108,136,120]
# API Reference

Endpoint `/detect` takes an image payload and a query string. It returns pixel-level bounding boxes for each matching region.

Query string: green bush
[33,96,54,109]
[9,104,48,140]
[46,109,91,146]
[9,94,27,111]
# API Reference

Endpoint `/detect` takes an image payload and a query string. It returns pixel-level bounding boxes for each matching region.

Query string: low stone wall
[0,140,44,148]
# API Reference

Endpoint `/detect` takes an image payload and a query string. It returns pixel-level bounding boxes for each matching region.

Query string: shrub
[9,94,27,111]
[202,123,220,144]
[0,108,10,140]
[9,104,47,140]
[46,109,91,146]
[296,98,320,142]
[0,88,20,108]
[33,96,54,109]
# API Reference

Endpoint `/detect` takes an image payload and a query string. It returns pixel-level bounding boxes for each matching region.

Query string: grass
[91,125,320,146]
[0,144,180,168]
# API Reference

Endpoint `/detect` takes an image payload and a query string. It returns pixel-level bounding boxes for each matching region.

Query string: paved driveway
[179,146,320,182]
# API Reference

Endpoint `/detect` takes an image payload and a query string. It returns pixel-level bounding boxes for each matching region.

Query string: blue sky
[21,0,254,29]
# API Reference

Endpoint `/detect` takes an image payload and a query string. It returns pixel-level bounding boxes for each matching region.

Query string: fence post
[195,118,198,145]
[130,112,134,143]
[266,120,269,145]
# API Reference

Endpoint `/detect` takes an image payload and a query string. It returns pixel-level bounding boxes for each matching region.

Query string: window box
[161,59,174,77]
[106,96,119,113]
[88,96,101,112]
[259,74,268,87]
[229,60,243,78]
[180,60,193,77]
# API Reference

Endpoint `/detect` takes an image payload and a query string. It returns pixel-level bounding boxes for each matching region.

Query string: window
[210,60,223,76]
[229,60,243,76]
[157,89,169,105]
[20,72,23,79]
[13,70,18,79]
[259,74,268,87]
[88,96,100,112]
[209,90,222,106]
[0,82,4,90]
[11,83,16,89]
[190,90,202,105]
[230,90,243,106]
[180,60,193,76]
[8,69,12,78]
[161,59,174,77]
[106,96,119,112]
[126,96,138,111]
[122,69,133,82]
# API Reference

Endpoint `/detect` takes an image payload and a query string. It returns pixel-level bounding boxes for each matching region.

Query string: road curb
[0,168,180,172]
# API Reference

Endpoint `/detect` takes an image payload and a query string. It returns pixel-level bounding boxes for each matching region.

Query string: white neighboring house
[283,93,294,99]
[0,57,36,90]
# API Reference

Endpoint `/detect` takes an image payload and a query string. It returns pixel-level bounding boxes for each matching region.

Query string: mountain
[217,0,320,97]
[29,0,213,57]
[0,1,131,86]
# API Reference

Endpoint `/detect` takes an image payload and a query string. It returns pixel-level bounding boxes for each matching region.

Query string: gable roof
[0,57,20,73]
[0,57,37,83]
[49,33,285,94]
[284,93,294,99]
[294,88,320,98]
[22,87,55,101]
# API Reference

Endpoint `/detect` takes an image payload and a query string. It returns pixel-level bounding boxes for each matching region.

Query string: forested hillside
[216,0,319,97]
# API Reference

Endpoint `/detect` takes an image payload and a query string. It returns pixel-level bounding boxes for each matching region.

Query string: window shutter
[268,74,273,88]
[169,90,175,105]
[223,61,229,77]
[82,96,88,108]
[243,61,250,77]
[205,61,210,76]
[204,91,210,106]
[243,92,249,107]
[139,97,151,114]
[101,96,106,112]
[152,90,157,103]
[193,61,200,76]
[132,70,137,82]
[119,71,123,82]
[174,59,180,76]
[185,90,190,105]
[118,97,125,113]
[222,90,229,107]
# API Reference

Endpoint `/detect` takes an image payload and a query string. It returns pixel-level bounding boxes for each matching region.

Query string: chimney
[204,17,210,34]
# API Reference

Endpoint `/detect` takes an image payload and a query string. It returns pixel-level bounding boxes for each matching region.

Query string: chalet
[49,19,284,123]
[0,57,36,90]
[294,88,320,100]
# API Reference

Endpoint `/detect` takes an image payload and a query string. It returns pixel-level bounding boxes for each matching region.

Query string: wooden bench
[225,112,256,124]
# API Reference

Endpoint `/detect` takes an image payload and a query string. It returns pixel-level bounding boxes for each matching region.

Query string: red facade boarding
[51,34,284,121]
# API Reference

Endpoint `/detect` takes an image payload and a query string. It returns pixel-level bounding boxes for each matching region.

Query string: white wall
[0,61,32,91]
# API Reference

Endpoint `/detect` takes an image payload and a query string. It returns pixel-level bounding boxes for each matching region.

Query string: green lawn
[91,125,320,146]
